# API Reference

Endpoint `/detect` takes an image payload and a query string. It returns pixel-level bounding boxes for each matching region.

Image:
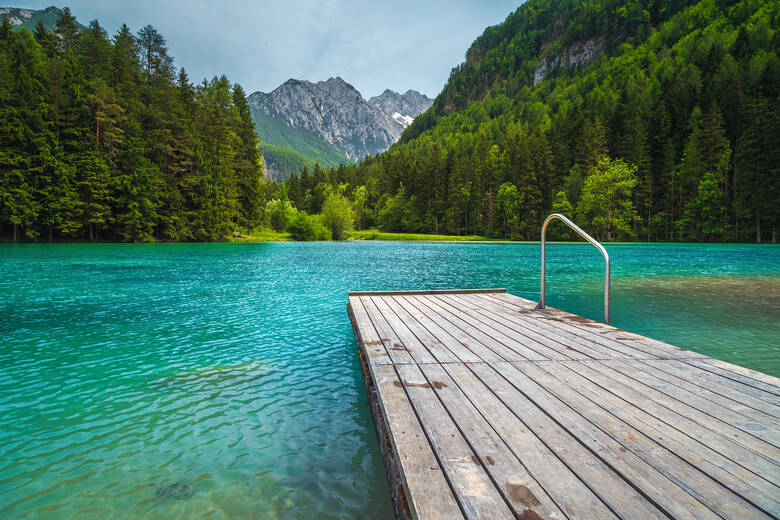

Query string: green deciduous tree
[578,157,639,241]
[321,193,354,240]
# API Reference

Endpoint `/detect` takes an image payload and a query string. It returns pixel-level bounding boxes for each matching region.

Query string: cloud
[15,0,520,98]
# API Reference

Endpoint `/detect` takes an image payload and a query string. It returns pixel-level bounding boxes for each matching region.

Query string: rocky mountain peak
[248,79,432,161]
[368,89,433,129]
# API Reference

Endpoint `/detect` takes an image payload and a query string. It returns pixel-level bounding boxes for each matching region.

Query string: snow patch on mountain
[392,112,415,127]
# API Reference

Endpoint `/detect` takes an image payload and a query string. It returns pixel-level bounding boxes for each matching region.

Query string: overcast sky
[13,0,520,98]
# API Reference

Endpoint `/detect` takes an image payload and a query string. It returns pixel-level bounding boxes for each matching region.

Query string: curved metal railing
[534,213,611,324]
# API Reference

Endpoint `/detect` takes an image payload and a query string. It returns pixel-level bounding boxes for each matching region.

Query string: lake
[1,242,778,518]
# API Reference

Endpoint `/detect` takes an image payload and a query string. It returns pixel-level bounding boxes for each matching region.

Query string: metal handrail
[535,213,611,324]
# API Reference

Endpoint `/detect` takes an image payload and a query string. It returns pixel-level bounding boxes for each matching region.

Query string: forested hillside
[251,104,350,179]
[285,0,779,242]
[0,9,266,241]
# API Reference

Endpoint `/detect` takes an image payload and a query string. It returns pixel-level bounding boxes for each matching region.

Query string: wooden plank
[396,363,516,520]
[370,296,441,364]
[349,289,506,296]
[611,359,780,448]
[380,296,461,364]
[543,361,780,515]
[348,296,392,365]
[467,362,667,519]
[395,295,504,363]
[643,360,780,417]
[425,293,561,361]
[687,359,780,397]
[388,295,485,363]
[350,290,780,520]
[512,361,772,520]
[621,358,780,423]
[441,362,622,519]
[456,292,639,360]
[436,293,586,361]
[411,294,533,362]
[695,358,780,390]
[416,363,565,519]
[373,365,465,519]
[484,292,704,359]
[492,361,727,519]
[473,292,674,360]
[572,360,780,473]
[360,296,416,365]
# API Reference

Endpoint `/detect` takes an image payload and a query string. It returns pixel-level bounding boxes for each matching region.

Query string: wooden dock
[347,289,780,520]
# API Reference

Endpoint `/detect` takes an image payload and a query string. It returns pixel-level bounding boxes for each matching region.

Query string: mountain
[368,89,433,128]
[248,78,431,179]
[0,6,78,31]
[284,0,780,243]
[250,102,350,178]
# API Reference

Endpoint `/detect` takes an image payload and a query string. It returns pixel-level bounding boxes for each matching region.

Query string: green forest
[2,0,778,243]
[285,0,779,242]
[0,9,266,241]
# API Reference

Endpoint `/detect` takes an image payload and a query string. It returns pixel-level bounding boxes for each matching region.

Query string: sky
[12,0,521,99]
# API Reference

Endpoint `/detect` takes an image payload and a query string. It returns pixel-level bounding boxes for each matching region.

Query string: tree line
[283,0,779,242]
[0,9,266,242]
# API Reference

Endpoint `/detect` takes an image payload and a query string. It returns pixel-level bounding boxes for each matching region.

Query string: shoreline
[1,230,778,246]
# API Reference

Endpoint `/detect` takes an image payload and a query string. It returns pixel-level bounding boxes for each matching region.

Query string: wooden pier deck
[347,289,780,520]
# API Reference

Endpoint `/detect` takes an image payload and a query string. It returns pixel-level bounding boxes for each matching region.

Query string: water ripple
[0,242,778,518]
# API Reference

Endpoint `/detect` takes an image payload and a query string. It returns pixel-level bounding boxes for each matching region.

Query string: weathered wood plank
[493,361,727,519]
[687,359,780,397]
[395,295,505,363]
[419,294,554,361]
[474,292,675,359]
[436,293,585,361]
[644,360,780,417]
[544,361,780,514]
[456,292,640,360]
[467,362,667,519]
[351,290,779,520]
[360,296,416,365]
[396,363,516,520]
[348,296,392,365]
[441,362,623,520]
[370,295,441,364]
[514,359,774,519]
[484,292,705,359]
[620,358,779,422]
[373,365,465,520]
[613,359,780,448]
[417,363,565,519]
[412,294,533,362]
[573,360,780,472]
[380,296,461,364]
[349,288,506,296]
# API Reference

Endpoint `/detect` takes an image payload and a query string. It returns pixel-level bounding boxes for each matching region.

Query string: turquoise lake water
[1,242,778,518]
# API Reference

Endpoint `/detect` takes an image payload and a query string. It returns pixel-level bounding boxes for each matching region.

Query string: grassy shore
[348,230,510,242]
[227,229,507,242]
[228,229,292,242]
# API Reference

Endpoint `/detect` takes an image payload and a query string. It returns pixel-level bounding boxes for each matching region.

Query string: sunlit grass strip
[348,230,511,242]
[228,228,292,242]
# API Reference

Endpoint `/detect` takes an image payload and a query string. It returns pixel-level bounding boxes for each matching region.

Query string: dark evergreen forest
[286,0,779,242]
[0,9,265,241]
[2,0,777,243]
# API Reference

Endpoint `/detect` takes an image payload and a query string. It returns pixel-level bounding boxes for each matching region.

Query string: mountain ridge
[248,77,431,179]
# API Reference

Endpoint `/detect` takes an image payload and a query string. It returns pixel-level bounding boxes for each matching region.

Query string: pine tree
[54,7,81,53]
